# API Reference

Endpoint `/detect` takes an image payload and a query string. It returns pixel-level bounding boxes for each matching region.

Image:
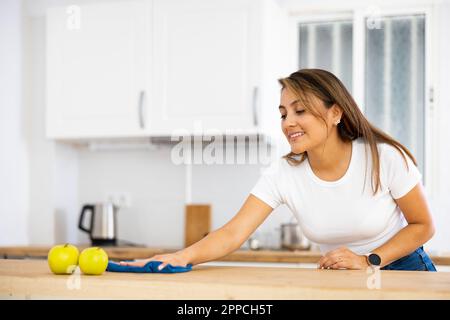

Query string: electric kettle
[78,202,118,246]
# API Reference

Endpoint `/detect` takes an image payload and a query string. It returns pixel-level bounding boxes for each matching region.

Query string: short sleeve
[250,160,284,209]
[381,144,422,199]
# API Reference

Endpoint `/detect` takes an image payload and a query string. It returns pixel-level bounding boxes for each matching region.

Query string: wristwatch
[365,253,381,267]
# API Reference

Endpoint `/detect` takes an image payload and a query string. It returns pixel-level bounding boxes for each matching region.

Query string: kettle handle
[78,204,94,233]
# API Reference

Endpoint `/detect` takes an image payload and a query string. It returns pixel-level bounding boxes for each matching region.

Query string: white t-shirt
[250,138,422,255]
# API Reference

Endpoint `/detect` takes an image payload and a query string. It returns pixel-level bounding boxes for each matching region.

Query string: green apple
[47,243,79,274]
[78,247,108,275]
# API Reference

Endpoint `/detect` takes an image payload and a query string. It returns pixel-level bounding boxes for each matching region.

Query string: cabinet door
[46,1,149,139]
[151,0,261,136]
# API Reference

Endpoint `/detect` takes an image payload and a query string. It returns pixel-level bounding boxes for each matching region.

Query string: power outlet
[105,192,132,208]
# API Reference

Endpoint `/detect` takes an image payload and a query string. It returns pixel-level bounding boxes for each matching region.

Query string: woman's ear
[330,104,343,124]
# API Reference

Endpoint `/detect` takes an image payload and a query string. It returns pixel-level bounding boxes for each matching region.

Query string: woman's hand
[119,251,191,271]
[317,247,369,270]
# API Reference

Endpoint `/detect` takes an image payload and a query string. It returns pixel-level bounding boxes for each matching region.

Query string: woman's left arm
[318,183,435,270]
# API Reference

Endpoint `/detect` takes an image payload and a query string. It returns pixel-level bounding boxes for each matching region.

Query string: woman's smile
[288,131,305,142]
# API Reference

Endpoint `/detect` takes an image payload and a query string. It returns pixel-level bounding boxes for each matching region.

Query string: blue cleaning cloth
[106,260,192,273]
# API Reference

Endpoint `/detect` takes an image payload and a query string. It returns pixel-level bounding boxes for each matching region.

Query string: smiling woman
[252,69,436,271]
[120,69,436,273]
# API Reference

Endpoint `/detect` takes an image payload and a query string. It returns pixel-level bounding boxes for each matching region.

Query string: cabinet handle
[138,90,145,129]
[252,86,259,127]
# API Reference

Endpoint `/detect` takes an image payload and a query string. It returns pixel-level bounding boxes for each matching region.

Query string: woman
[121,69,436,271]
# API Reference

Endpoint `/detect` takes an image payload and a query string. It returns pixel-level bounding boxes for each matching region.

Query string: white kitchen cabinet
[46,0,288,140]
[150,0,261,136]
[46,1,149,139]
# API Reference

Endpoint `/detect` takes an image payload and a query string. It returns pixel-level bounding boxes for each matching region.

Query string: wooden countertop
[1,245,450,265]
[1,259,450,299]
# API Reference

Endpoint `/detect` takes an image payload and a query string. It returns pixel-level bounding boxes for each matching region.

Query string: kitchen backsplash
[75,143,293,249]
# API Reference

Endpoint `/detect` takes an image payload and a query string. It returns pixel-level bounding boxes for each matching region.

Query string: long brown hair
[279,69,417,195]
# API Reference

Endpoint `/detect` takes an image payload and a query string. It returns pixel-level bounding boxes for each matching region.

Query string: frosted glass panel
[299,21,353,92]
[315,24,333,71]
[365,15,425,177]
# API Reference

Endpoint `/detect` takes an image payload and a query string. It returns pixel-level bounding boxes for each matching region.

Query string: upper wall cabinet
[46,0,288,140]
[150,0,261,136]
[46,1,149,139]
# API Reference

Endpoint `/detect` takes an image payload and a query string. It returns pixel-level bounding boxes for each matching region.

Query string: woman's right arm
[120,194,273,269]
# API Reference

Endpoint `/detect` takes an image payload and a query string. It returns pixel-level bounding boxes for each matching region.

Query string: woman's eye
[280,114,286,120]
[296,109,305,114]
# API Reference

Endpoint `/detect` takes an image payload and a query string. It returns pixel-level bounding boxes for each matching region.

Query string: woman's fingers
[318,253,332,268]
[325,255,341,268]
[118,253,188,270]
[119,256,159,267]
[329,261,345,270]
[117,251,191,271]
[119,259,148,267]
[318,247,367,270]
[156,257,187,270]
[318,247,351,269]
[320,258,333,269]
[318,253,343,269]
[318,256,327,269]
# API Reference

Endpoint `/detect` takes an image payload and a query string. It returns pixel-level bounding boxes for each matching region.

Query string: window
[365,15,425,175]
[299,20,353,92]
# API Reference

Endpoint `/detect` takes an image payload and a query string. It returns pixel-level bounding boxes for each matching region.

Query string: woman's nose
[284,115,297,127]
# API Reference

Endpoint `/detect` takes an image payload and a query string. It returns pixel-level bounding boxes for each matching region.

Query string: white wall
[0,0,29,245]
[23,9,54,245]
[21,4,81,246]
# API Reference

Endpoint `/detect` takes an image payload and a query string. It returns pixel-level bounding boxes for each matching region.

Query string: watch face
[369,253,381,266]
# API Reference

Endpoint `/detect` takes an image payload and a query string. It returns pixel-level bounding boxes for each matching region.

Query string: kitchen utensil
[78,202,118,246]
[280,222,310,251]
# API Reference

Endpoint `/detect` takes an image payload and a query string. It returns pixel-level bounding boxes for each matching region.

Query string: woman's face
[279,88,339,154]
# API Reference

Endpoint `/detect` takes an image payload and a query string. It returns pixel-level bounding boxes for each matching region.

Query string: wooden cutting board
[184,204,211,247]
